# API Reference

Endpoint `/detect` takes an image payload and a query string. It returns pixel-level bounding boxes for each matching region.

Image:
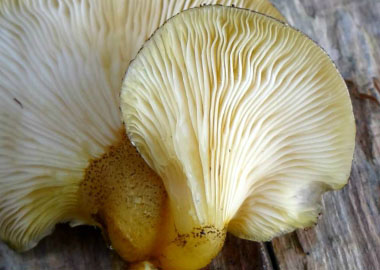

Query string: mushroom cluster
[0,1,355,270]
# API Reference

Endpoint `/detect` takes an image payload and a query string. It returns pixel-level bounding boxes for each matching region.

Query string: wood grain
[270,0,380,269]
[1,0,379,269]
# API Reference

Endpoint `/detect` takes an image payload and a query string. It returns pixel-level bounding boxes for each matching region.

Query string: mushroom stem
[129,261,159,270]
[78,131,226,269]
[154,212,227,269]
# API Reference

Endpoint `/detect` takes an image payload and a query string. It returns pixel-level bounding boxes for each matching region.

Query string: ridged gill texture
[0,0,284,253]
[121,6,355,242]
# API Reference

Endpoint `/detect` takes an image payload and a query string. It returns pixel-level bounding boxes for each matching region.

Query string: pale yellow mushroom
[121,6,355,269]
[0,0,285,268]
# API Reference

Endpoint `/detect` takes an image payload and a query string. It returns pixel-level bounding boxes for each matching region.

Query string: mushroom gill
[121,6,355,269]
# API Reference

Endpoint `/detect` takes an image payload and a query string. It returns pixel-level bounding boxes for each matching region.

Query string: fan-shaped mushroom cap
[121,6,355,268]
[0,0,284,261]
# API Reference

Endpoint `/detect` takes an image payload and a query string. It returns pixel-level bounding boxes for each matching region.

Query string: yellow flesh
[79,132,166,262]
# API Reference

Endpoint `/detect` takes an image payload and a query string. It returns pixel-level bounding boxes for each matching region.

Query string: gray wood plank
[270,0,380,269]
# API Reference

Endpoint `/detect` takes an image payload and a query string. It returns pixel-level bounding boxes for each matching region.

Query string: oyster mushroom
[0,0,284,267]
[121,6,355,269]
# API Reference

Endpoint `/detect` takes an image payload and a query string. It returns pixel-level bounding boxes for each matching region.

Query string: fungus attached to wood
[121,6,355,269]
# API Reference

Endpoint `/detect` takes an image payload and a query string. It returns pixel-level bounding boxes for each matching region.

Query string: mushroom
[0,0,286,267]
[121,5,355,270]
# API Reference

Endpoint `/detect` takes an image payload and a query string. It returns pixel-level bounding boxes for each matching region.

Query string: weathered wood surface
[270,0,380,269]
[1,0,379,269]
